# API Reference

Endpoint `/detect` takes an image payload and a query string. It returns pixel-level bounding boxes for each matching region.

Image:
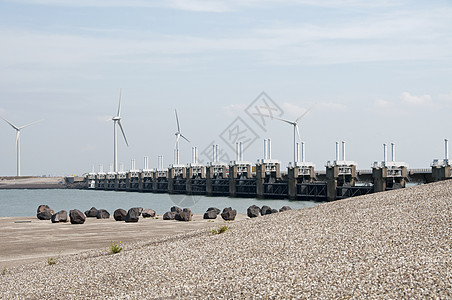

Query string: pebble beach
[1,180,451,299]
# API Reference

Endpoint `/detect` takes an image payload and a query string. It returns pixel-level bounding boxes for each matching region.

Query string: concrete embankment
[0,176,67,189]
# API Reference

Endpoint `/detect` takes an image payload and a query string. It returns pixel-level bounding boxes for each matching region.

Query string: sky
[0,0,451,176]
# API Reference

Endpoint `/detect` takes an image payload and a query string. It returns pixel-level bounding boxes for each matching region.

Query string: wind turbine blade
[273,116,295,125]
[117,120,129,146]
[175,109,180,132]
[295,105,314,123]
[181,134,190,143]
[19,119,43,130]
[117,89,122,117]
[0,116,19,130]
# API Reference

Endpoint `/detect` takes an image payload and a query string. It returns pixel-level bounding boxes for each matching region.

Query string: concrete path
[0,214,246,268]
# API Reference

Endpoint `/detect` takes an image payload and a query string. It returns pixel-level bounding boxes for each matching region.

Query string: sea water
[0,189,320,217]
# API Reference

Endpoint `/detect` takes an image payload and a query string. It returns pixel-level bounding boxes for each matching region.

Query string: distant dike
[0,176,85,190]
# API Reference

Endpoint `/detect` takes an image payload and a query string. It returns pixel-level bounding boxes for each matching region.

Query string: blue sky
[0,0,451,176]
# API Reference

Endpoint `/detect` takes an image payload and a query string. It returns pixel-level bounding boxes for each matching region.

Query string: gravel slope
[1,180,451,299]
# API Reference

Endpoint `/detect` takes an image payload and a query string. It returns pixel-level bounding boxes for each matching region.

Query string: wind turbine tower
[174,109,190,165]
[1,116,41,176]
[112,89,129,172]
[274,107,312,164]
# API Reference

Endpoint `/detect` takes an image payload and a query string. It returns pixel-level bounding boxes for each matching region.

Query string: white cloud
[400,92,433,106]
[6,0,404,10]
[373,98,394,110]
[281,102,310,119]
[221,104,246,117]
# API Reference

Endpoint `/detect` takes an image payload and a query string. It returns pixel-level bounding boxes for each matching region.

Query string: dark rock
[37,210,53,220]
[37,205,54,220]
[37,204,54,215]
[114,209,127,221]
[247,205,261,218]
[125,207,141,223]
[84,207,98,218]
[203,210,218,219]
[260,205,273,216]
[137,207,143,215]
[51,210,68,223]
[69,209,86,224]
[221,207,237,221]
[170,206,182,214]
[142,209,156,218]
[206,207,220,215]
[96,209,110,219]
[163,211,177,220]
[279,206,292,212]
[176,208,193,221]
[270,208,279,214]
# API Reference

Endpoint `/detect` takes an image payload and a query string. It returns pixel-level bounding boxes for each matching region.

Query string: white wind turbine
[274,107,312,164]
[112,89,129,172]
[174,109,190,165]
[1,116,42,176]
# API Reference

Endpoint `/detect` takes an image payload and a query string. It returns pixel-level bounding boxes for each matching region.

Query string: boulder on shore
[84,207,98,218]
[279,206,292,212]
[37,205,54,220]
[114,209,127,221]
[260,205,273,216]
[206,207,220,215]
[203,210,218,220]
[163,211,177,220]
[142,209,156,218]
[69,209,86,224]
[221,207,237,221]
[247,205,261,218]
[96,209,110,219]
[51,210,68,223]
[170,206,182,214]
[176,208,193,221]
[125,207,141,223]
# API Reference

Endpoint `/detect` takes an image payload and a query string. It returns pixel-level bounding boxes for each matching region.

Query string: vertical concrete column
[126,173,132,191]
[168,168,175,194]
[372,167,387,193]
[152,172,158,191]
[138,172,144,192]
[326,166,338,201]
[432,166,451,181]
[229,165,237,197]
[186,168,193,195]
[399,167,408,188]
[255,164,265,199]
[288,167,298,200]
[206,166,213,196]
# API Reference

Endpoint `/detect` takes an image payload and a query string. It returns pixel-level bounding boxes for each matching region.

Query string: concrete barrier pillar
[255,164,265,199]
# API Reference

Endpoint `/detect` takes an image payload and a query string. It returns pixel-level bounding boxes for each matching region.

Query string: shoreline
[0,214,248,268]
[0,176,68,189]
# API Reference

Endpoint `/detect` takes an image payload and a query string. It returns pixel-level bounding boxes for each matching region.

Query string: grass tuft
[210,223,229,235]
[47,257,56,265]
[109,241,123,254]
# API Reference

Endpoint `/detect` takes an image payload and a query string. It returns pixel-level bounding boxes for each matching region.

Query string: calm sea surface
[0,189,320,218]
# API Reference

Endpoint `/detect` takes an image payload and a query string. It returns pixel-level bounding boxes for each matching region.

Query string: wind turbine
[112,89,129,172]
[1,116,42,176]
[274,107,312,164]
[174,109,190,165]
